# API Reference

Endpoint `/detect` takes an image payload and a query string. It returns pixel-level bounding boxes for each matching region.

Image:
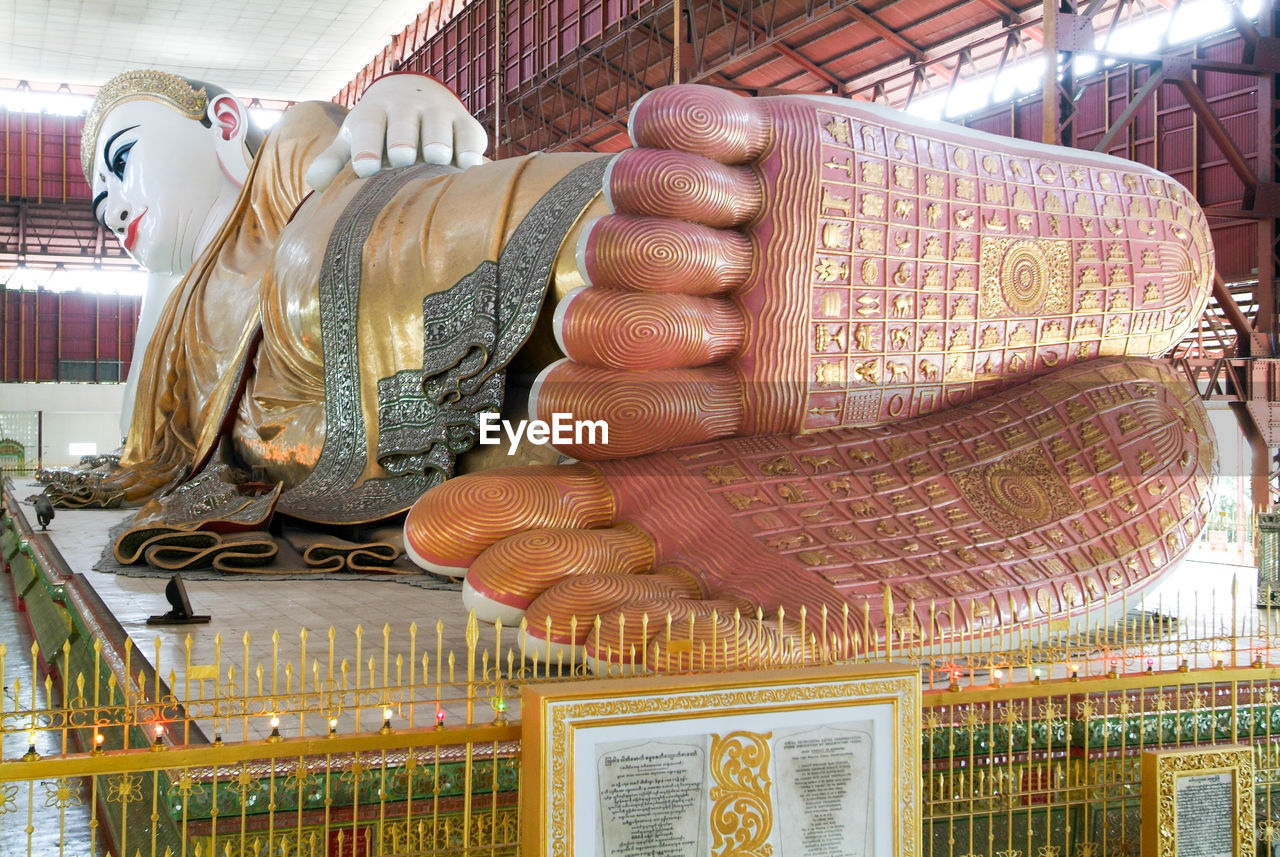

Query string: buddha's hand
[534,84,1212,459]
[305,73,488,190]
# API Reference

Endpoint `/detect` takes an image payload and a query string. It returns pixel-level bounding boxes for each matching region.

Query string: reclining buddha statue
[64,68,1215,666]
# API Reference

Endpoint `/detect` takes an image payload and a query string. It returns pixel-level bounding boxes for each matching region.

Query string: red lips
[123,208,147,252]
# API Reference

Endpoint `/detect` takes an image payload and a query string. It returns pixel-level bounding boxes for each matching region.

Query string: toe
[577,214,752,295]
[587,593,753,669]
[628,84,770,164]
[531,361,743,459]
[403,464,614,575]
[604,149,761,227]
[521,573,696,667]
[641,604,804,672]
[463,524,655,624]
[554,288,744,369]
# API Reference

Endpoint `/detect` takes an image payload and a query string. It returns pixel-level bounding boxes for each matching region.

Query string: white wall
[1207,403,1250,480]
[0,383,125,469]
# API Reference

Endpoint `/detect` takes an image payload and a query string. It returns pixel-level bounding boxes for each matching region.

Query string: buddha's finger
[463,525,655,625]
[403,464,614,576]
[386,111,426,168]
[304,137,353,191]
[604,149,761,227]
[345,111,389,178]
[530,361,743,459]
[554,288,744,370]
[577,215,752,295]
[416,110,455,166]
[452,116,489,169]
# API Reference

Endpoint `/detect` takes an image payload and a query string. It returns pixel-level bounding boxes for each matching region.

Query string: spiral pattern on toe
[467,525,655,609]
[650,565,708,599]
[605,149,761,227]
[629,85,770,165]
[585,596,692,665]
[580,215,752,294]
[627,604,765,670]
[525,574,690,646]
[557,290,744,369]
[534,363,743,459]
[403,465,614,572]
[645,614,804,672]
[588,593,766,664]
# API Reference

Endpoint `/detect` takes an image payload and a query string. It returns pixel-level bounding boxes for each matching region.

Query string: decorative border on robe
[279,156,609,524]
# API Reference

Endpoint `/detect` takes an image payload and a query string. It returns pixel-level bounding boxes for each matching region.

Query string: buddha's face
[89,97,249,276]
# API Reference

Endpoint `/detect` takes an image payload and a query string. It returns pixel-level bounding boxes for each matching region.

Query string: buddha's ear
[207,93,253,186]
[208,94,245,142]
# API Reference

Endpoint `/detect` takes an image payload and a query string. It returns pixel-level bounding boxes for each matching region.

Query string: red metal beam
[845,6,930,66]
[1212,271,1256,348]
[1251,0,1278,349]
[1091,68,1165,152]
[1173,77,1259,189]
[0,200,135,269]
[721,0,851,91]
[969,0,1045,43]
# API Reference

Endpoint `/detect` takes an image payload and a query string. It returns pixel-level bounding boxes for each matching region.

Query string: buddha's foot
[534,83,1213,459]
[409,357,1214,670]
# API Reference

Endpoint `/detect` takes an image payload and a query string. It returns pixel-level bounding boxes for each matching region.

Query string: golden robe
[118,101,607,524]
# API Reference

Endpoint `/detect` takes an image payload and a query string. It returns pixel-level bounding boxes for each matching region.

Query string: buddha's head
[83,70,264,276]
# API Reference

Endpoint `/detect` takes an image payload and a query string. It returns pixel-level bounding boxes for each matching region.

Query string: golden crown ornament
[82,70,209,180]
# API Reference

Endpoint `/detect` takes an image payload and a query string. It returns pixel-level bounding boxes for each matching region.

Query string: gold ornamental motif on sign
[710,731,774,857]
[953,447,1080,537]
[979,238,1070,318]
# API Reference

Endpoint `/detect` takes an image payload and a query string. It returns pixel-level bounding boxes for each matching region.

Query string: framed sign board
[521,663,920,857]
[1141,746,1255,857]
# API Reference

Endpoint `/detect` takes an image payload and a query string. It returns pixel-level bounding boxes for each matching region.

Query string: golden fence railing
[920,669,1280,857]
[0,726,521,857]
[1,587,1268,754]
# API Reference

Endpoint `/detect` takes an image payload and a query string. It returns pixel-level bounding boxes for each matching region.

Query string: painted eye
[110,142,134,179]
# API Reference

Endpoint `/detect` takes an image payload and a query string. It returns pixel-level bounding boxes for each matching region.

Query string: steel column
[1042,0,1080,146]
[1253,0,1279,350]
